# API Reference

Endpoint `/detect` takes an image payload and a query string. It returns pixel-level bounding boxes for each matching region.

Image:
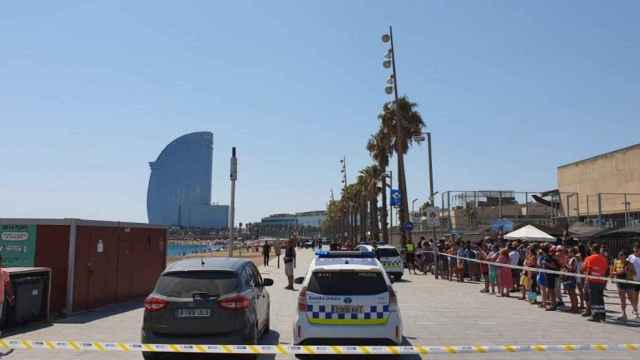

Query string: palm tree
[378,96,425,245]
[360,165,382,243]
[367,130,392,243]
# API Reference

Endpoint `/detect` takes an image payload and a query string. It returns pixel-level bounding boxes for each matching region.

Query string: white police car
[293,251,403,345]
[356,245,404,281]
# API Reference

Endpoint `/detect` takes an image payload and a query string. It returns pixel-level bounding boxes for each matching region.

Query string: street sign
[403,222,414,232]
[426,207,440,226]
[390,189,401,207]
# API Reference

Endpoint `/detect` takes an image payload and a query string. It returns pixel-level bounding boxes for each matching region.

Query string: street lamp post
[415,132,438,243]
[340,157,348,244]
[383,26,410,246]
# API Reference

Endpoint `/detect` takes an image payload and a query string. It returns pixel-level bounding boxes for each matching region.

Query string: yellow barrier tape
[3,340,640,354]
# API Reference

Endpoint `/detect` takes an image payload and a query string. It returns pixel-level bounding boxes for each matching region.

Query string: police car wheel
[394,274,402,281]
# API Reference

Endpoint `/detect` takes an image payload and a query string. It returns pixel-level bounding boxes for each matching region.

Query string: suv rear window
[308,271,387,295]
[155,271,238,298]
[376,248,400,258]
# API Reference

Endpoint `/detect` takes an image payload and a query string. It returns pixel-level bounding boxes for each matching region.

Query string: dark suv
[141,257,273,359]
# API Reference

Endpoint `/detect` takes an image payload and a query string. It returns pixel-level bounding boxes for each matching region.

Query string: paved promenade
[4,248,640,359]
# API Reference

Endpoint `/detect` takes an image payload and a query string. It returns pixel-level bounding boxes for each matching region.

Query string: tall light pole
[228,147,238,257]
[382,26,410,246]
[340,157,348,243]
[415,132,437,242]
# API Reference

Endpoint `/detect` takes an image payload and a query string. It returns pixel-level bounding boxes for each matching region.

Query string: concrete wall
[558,144,640,215]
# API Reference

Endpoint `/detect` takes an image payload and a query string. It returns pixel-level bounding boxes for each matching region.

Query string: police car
[293,251,403,345]
[356,244,404,281]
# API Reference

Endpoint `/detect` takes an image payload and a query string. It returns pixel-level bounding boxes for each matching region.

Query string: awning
[504,225,556,242]
[568,222,608,239]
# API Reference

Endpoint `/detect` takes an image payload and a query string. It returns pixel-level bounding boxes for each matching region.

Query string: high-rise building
[147,131,229,228]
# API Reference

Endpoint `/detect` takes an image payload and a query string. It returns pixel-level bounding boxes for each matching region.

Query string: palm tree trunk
[370,198,379,243]
[359,200,366,243]
[380,174,389,243]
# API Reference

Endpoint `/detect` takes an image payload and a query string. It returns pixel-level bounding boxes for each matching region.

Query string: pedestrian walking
[582,243,608,322]
[0,255,15,338]
[274,241,282,269]
[262,241,271,267]
[284,237,297,290]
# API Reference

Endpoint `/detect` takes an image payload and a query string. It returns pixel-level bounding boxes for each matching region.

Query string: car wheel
[394,274,402,281]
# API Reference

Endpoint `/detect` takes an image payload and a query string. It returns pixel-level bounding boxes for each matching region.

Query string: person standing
[284,238,296,290]
[273,240,282,269]
[611,250,634,321]
[405,241,417,275]
[0,255,15,337]
[497,248,513,297]
[262,241,271,267]
[626,242,640,318]
[431,238,440,279]
[583,244,608,322]
[508,243,521,292]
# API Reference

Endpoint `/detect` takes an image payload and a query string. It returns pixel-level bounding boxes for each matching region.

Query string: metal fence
[433,190,640,234]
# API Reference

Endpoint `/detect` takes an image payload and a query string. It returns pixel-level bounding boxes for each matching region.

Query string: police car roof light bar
[315,250,376,258]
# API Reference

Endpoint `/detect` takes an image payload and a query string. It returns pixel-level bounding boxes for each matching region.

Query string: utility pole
[228,147,237,257]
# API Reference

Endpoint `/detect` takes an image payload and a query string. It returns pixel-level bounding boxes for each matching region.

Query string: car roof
[311,257,383,272]
[376,245,398,250]
[164,257,251,273]
[357,244,374,250]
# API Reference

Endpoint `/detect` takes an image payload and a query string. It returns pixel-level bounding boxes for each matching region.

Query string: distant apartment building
[260,211,326,228]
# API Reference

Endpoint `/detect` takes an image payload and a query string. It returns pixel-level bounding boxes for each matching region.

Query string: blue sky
[1,1,639,224]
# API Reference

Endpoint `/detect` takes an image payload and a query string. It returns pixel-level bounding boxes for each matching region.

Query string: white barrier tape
[1,340,639,354]
[432,252,640,286]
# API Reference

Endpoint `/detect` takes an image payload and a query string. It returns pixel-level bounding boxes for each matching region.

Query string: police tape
[435,252,640,286]
[1,339,639,354]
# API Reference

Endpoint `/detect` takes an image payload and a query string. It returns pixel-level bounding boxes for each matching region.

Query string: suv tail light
[298,287,308,312]
[388,286,398,312]
[218,294,250,310]
[144,296,168,312]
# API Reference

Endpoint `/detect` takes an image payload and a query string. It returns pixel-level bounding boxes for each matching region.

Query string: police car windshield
[308,271,387,295]
[375,248,399,258]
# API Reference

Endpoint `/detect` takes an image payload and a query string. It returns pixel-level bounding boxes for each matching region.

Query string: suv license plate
[331,305,363,314]
[176,308,211,318]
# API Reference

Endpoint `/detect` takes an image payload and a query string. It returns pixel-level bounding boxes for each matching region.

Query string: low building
[0,218,167,315]
[295,211,326,227]
[557,143,640,224]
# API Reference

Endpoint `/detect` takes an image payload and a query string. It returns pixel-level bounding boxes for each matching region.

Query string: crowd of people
[411,236,640,323]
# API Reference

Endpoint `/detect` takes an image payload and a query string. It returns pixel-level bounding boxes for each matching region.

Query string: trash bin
[12,276,46,325]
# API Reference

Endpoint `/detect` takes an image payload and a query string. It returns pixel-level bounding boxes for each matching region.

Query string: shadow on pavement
[55,299,143,324]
